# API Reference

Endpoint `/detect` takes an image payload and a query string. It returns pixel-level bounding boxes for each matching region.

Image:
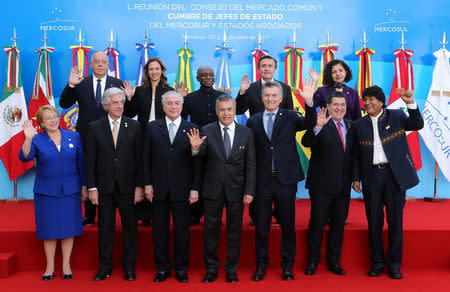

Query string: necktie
[112,120,118,148]
[169,122,175,143]
[95,79,102,108]
[337,121,345,151]
[267,112,274,140]
[223,126,231,159]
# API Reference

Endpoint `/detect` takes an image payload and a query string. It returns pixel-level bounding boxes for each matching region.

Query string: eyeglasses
[43,115,59,121]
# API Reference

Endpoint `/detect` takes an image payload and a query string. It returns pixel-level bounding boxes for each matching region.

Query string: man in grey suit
[188,95,256,283]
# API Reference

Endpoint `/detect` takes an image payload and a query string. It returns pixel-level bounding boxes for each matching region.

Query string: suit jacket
[19,129,85,197]
[59,75,123,146]
[302,118,355,195]
[236,79,293,116]
[85,116,143,195]
[199,122,256,201]
[124,84,174,128]
[313,85,362,121]
[354,108,424,191]
[143,118,202,201]
[246,106,316,192]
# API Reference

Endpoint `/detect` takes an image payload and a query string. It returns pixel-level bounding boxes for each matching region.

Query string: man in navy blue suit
[352,86,424,279]
[246,80,316,281]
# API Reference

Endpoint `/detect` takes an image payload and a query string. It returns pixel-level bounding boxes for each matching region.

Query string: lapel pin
[240,146,245,149]
[386,125,390,130]
[69,143,74,148]
[125,122,128,128]
[182,129,186,133]
[68,138,71,141]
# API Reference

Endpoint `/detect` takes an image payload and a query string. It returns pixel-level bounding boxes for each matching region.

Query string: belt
[373,163,389,169]
[271,171,277,177]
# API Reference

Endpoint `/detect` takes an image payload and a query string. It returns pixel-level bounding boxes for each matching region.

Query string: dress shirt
[260,78,275,86]
[165,116,182,136]
[370,110,389,164]
[149,92,156,122]
[93,75,107,97]
[108,115,122,133]
[219,121,236,148]
[263,108,279,135]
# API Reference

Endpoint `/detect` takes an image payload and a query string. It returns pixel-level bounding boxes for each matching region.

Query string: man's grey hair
[215,94,236,111]
[161,90,184,105]
[261,81,283,97]
[102,87,125,105]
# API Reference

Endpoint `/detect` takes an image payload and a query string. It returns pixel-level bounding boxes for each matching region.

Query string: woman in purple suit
[19,105,87,280]
[312,59,362,121]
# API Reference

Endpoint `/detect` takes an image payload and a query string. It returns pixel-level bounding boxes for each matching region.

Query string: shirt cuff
[306,101,314,107]
[313,126,322,136]
[88,187,97,191]
[192,149,200,156]
[406,102,417,109]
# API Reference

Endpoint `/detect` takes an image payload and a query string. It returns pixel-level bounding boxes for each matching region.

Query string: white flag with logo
[419,48,450,181]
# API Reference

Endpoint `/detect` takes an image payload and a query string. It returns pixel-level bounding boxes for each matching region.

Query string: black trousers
[135,198,152,222]
[84,193,97,219]
[203,195,244,274]
[190,197,204,221]
[363,166,405,271]
[248,199,280,222]
[307,190,350,266]
[153,198,190,273]
[97,184,138,273]
[255,176,297,270]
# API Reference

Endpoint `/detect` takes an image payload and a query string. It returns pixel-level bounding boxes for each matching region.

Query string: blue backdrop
[1,0,449,198]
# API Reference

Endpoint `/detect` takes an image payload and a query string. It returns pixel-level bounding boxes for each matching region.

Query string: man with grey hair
[143,91,201,283]
[85,87,144,281]
[60,51,125,225]
[188,94,256,283]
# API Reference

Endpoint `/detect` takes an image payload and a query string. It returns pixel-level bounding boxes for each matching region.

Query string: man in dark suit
[60,51,124,225]
[143,91,202,283]
[246,80,316,281]
[302,91,355,276]
[181,66,225,226]
[85,87,144,281]
[352,86,424,279]
[188,95,256,283]
[236,55,293,225]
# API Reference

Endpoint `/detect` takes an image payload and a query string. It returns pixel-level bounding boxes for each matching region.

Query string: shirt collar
[261,78,275,86]
[219,121,235,132]
[94,74,107,83]
[264,108,279,117]
[108,115,121,126]
[369,109,384,122]
[165,116,182,128]
[332,117,344,126]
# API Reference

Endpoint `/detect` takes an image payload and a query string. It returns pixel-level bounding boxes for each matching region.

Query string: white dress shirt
[93,75,107,97]
[370,110,389,165]
[219,121,236,148]
[149,92,156,122]
[108,115,122,133]
[166,116,182,137]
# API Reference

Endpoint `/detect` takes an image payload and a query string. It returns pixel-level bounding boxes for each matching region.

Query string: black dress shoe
[328,264,345,275]
[176,270,188,283]
[367,266,384,277]
[304,263,317,275]
[202,271,218,283]
[154,271,171,282]
[125,272,136,281]
[63,273,73,280]
[82,216,95,226]
[42,273,54,281]
[226,273,238,283]
[94,270,111,281]
[141,219,151,226]
[282,268,294,280]
[252,266,266,281]
[388,269,403,279]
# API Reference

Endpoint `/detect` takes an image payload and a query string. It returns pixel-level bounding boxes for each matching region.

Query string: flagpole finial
[144,29,148,44]
[399,31,407,50]
[76,29,84,46]
[184,30,188,49]
[441,32,447,50]
[108,28,115,48]
[12,27,18,47]
[41,28,48,48]
[292,30,296,48]
[360,29,368,49]
[326,30,330,47]
[222,30,227,46]
[257,32,262,50]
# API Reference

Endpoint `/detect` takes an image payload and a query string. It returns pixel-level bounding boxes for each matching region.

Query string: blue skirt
[34,190,83,240]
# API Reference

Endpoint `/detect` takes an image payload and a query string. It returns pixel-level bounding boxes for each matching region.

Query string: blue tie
[223,126,231,159]
[267,112,274,140]
[95,79,102,108]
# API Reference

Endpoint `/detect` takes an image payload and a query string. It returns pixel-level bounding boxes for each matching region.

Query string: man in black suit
[246,80,316,281]
[302,91,355,276]
[236,55,293,225]
[143,91,202,283]
[60,51,124,225]
[181,66,225,226]
[188,95,256,283]
[352,86,424,279]
[85,87,144,281]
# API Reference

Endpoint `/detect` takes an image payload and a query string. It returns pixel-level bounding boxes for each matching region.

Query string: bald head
[196,66,215,89]
[91,51,109,78]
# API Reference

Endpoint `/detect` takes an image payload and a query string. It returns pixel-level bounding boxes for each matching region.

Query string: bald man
[60,51,124,225]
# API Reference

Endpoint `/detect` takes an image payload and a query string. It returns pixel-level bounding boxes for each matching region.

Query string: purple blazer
[313,85,362,121]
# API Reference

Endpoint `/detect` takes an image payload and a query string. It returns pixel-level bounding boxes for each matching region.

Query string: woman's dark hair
[142,57,169,89]
[322,59,352,87]
[362,85,386,108]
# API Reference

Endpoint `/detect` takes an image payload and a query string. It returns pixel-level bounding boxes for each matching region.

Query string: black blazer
[124,84,174,128]
[246,107,316,192]
[302,118,355,194]
[59,75,123,147]
[236,79,293,116]
[199,122,256,201]
[85,116,143,195]
[143,118,202,201]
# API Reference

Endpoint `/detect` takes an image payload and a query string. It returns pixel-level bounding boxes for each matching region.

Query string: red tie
[337,121,345,151]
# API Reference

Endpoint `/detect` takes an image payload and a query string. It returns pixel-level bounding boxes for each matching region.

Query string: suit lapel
[116,117,129,149]
[159,119,171,145]
[256,112,270,142]
[171,119,188,146]
[271,109,285,141]
[230,122,241,155]
[102,117,115,149]
[255,80,263,109]
[213,122,227,159]
[327,119,345,152]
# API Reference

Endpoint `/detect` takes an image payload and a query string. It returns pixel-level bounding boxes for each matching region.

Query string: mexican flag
[0,46,34,180]
[29,46,55,131]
